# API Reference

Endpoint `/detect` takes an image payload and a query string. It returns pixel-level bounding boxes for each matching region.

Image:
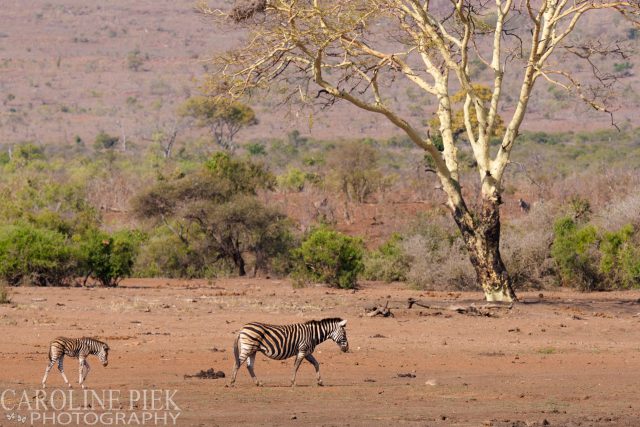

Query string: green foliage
[293,227,364,289]
[179,96,258,151]
[0,224,77,286]
[245,143,266,156]
[205,152,275,194]
[363,234,410,282]
[551,217,599,290]
[613,61,633,74]
[133,155,289,277]
[599,225,640,288]
[94,131,119,150]
[13,143,45,163]
[551,217,640,290]
[76,229,141,287]
[277,167,307,192]
[0,176,99,237]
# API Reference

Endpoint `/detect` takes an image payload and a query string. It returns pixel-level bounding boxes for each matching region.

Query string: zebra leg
[80,359,91,389]
[229,339,247,387]
[290,354,305,387]
[42,360,55,388]
[246,353,262,387]
[57,357,71,388]
[305,354,323,386]
[78,358,84,386]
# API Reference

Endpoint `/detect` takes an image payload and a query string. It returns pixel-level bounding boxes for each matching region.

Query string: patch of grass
[537,347,557,354]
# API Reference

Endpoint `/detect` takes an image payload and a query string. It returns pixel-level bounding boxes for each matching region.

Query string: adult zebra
[42,337,110,389]
[230,318,349,387]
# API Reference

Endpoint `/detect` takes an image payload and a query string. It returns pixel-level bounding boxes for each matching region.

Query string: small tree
[133,154,288,277]
[77,229,140,287]
[327,142,383,204]
[94,131,119,150]
[179,96,258,152]
[293,227,364,289]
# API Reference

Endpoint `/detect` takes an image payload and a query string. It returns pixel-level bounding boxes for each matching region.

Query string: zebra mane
[305,318,343,326]
[82,337,108,347]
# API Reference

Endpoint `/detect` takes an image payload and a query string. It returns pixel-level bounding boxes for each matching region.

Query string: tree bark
[233,251,247,276]
[452,197,517,302]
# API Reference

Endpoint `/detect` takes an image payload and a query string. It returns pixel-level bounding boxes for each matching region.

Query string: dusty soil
[1,279,640,426]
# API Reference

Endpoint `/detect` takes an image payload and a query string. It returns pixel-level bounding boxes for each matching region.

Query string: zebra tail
[233,334,240,365]
[47,344,52,362]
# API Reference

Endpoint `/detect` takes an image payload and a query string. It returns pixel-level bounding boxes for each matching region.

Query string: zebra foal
[230,318,349,387]
[42,337,110,389]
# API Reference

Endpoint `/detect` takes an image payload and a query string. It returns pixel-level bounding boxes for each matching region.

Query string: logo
[1,388,181,425]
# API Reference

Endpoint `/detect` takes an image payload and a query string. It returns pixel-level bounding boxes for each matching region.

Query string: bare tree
[202,0,640,301]
[150,118,183,159]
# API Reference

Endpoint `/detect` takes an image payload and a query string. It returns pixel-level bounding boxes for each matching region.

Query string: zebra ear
[338,319,347,327]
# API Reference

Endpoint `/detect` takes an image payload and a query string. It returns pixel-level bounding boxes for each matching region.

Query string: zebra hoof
[317,381,324,387]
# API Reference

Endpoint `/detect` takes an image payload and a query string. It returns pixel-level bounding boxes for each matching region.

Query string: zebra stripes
[42,337,110,389]
[230,318,349,387]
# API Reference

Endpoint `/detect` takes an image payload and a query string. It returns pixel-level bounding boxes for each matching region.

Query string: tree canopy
[179,96,258,152]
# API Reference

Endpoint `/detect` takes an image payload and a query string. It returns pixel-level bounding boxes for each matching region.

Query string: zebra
[230,318,349,387]
[42,337,110,389]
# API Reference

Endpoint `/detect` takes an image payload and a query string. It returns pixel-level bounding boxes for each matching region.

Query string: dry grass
[0,283,10,304]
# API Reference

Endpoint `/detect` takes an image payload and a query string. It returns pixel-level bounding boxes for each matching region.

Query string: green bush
[363,234,410,282]
[599,225,640,288]
[293,228,364,289]
[551,217,640,290]
[551,217,599,290]
[277,167,307,192]
[77,229,141,287]
[0,224,77,286]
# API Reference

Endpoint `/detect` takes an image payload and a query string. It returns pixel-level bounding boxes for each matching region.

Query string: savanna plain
[1,279,639,426]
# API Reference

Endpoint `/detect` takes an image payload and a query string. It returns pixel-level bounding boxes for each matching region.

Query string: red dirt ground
[1,279,639,426]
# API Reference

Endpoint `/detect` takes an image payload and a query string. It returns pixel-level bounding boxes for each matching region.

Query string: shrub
[94,131,119,150]
[77,229,141,287]
[363,234,410,282]
[551,217,600,290]
[293,228,364,289]
[246,143,266,156]
[402,233,476,290]
[0,224,77,286]
[599,225,640,288]
[277,167,307,192]
[134,229,211,278]
[501,203,556,289]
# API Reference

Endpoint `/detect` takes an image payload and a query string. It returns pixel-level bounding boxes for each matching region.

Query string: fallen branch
[366,300,394,318]
[407,298,512,317]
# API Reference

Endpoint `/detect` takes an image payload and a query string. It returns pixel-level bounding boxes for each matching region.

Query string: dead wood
[366,300,394,318]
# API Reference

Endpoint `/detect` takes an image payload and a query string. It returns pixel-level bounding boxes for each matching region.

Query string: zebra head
[330,319,349,352]
[98,343,109,367]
